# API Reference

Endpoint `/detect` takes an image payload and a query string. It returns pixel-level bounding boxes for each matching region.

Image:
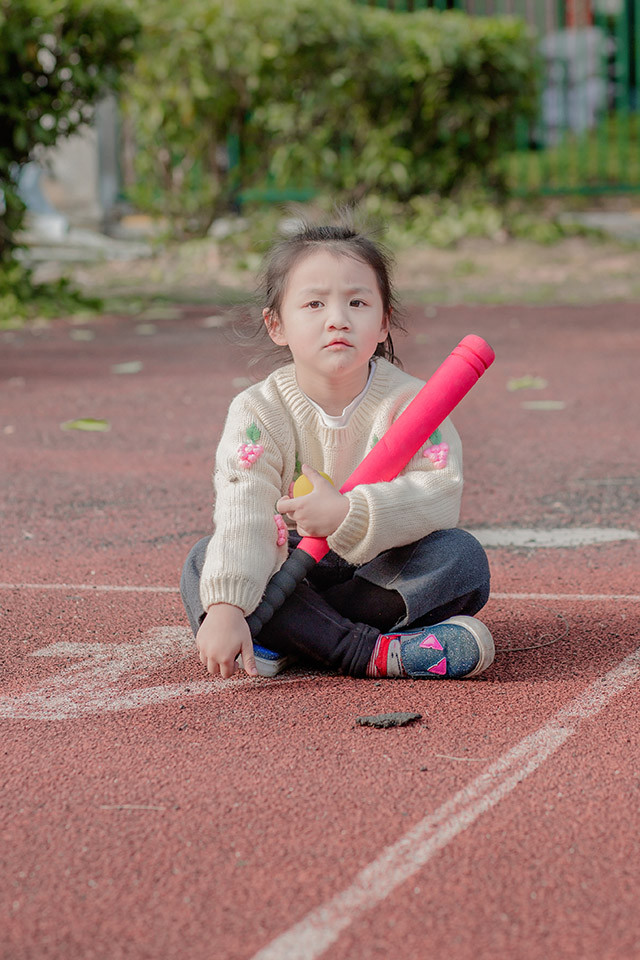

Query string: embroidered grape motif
[273,514,288,547]
[238,424,264,468]
[423,442,449,469]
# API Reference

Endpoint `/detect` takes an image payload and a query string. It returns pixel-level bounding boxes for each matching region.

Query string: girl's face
[264,249,389,393]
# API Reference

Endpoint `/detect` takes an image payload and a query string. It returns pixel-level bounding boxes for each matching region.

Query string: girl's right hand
[196,604,258,679]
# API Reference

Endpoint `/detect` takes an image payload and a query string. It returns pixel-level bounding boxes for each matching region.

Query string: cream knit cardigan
[200,358,463,616]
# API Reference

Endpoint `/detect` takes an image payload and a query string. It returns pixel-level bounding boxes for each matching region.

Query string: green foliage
[505,112,640,196]
[0,0,139,321]
[0,261,101,328]
[123,0,538,233]
[0,0,139,263]
[212,192,600,276]
[367,193,605,248]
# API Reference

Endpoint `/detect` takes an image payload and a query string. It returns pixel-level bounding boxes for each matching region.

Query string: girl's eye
[350,299,366,308]
[307,300,323,309]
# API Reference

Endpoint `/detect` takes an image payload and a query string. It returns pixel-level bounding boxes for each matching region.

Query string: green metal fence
[362,0,640,195]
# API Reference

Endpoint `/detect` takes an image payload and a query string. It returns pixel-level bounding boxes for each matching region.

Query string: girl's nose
[328,307,350,329]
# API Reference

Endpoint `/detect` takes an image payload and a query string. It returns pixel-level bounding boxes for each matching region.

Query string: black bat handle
[246,548,318,638]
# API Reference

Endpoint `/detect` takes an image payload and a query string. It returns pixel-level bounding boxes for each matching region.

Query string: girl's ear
[378,308,391,343]
[263,308,288,346]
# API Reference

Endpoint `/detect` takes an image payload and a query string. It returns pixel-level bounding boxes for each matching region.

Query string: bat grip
[246,548,318,639]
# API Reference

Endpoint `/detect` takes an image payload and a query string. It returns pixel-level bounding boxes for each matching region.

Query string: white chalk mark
[470,527,638,548]
[0,627,312,720]
[250,645,640,960]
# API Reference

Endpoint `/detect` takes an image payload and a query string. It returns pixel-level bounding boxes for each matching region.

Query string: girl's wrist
[205,602,245,617]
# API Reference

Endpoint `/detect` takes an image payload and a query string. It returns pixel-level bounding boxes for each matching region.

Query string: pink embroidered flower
[237,424,264,468]
[423,442,449,469]
[274,514,288,547]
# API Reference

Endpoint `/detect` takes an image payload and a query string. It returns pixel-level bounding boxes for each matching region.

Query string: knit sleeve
[199,392,289,616]
[326,417,463,566]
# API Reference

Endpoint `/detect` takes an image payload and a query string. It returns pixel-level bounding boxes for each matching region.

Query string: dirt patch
[35,233,640,308]
[394,236,640,305]
[355,712,423,728]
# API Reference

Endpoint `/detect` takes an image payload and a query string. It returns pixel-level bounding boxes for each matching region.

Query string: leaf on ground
[507,375,548,391]
[112,361,143,375]
[61,418,111,432]
[521,400,566,410]
[138,306,181,321]
[69,329,96,341]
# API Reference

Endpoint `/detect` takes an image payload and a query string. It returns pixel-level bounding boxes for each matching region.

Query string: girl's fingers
[219,659,237,680]
[240,639,258,677]
[301,464,321,480]
[206,656,221,676]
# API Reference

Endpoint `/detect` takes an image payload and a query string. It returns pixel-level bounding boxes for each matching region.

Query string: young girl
[180,219,493,681]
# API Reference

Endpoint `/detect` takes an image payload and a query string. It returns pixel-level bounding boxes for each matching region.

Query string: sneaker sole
[445,615,495,678]
[237,647,292,677]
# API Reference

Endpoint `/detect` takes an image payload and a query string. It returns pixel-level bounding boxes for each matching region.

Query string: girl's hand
[276,464,349,538]
[196,604,258,678]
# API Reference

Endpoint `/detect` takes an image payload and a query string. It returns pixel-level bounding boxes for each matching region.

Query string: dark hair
[237,213,405,369]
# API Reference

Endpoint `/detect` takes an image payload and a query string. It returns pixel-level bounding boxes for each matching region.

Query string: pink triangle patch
[420,634,443,651]
[428,657,447,676]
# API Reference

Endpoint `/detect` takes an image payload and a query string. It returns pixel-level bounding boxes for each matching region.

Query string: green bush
[123,0,538,233]
[0,0,139,323]
[0,0,139,262]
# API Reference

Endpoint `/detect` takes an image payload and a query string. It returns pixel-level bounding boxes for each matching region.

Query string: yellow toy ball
[292,470,334,497]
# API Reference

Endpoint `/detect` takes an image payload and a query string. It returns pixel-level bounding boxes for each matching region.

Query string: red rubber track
[1,304,638,960]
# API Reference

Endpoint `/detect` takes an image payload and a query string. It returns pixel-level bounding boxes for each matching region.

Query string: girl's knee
[453,529,490,595]
[180,536,212,637]
[448,527,487,558]
[180,536,211,593]
[434,528,490,587]
[186,535,211,567]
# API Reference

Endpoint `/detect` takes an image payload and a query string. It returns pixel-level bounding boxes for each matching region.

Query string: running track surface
[1,303,639,960]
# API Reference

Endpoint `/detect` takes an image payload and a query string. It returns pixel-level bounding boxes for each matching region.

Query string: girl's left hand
[276,464,349,538]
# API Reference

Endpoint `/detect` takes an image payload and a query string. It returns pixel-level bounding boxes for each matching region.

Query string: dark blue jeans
[180,528,490,677]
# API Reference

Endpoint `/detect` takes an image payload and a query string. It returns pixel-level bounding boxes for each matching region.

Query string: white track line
[470,527,638,548]
[250,645,640,960]
[491,592,640,602]
[0,582,180,593]
[0,583,639,603]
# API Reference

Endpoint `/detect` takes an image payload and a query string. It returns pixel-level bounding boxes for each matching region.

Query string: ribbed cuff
[199,574,264,618]
[326,491,371,564]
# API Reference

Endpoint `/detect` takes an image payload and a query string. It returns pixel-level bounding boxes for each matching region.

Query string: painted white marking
[2,583,639,604]
[0,582,179,594]
[470,527,638,548]
[492,592,640,603]
[250,645,640,960]
[0,627,310,721]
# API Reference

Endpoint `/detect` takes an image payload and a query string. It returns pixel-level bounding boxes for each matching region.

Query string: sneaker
[237,643,293,677]
[367,616,494,679]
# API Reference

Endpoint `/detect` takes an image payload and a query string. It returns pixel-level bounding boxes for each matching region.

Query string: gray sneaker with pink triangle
[367,616,494,679]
